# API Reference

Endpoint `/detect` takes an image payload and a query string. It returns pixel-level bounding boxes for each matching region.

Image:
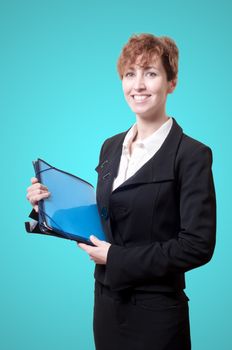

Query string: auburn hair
[117,33,179,82]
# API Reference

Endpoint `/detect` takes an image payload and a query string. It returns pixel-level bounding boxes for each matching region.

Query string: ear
[167,79,177,94]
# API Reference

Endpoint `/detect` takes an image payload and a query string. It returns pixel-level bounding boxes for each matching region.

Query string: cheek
[122,80,132,95]
[147,78,167,94]
[122,88,128,99]
[122,88,132,104]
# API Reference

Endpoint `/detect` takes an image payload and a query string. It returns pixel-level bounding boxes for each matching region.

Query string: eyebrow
[127,65,159,70]
[145,66,158,69]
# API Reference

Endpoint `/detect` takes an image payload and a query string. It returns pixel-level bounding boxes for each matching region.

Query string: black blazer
[94,118,216,292]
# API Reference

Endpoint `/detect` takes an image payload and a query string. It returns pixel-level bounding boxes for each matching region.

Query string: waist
[95,280,187,302]
[94,265,186,292]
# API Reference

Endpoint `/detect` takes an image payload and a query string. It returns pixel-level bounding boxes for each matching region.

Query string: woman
[26,33,216,350]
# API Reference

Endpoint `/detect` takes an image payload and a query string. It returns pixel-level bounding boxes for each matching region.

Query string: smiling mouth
[132,95,151,102]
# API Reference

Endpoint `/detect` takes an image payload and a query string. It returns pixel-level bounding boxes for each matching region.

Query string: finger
[27,191,51,204]
[89,254,99,263]
[78,243,92,254]
[26,189,50,200]
[31,177,39,184]
[90,235,104,246]
[30,193,50,205]
[78,242,89,251]
[27,182,48,193]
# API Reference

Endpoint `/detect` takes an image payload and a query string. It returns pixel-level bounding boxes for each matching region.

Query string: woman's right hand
[26,177,51,212]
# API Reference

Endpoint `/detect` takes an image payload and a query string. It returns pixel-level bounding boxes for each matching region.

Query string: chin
[135,112,154,120]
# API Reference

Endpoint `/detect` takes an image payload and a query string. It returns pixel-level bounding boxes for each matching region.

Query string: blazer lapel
[97,131,127,198]
[111,117,183,192]
[96,117,183,196]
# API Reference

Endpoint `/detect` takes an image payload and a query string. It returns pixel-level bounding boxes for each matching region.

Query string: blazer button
[101,207,108,220]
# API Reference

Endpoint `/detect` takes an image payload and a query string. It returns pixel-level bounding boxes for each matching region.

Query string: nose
[133,72,146,90]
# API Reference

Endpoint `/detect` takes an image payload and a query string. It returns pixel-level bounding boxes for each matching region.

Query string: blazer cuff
[29,209,39,221]
[25,209,42,234]
[105,244,134,291]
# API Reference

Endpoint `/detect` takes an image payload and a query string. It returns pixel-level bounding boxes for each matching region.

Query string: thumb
[90,235,103,246]
[31,177,39,184]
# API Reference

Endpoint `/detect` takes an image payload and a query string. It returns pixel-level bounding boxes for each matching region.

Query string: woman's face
[122,55,176,121]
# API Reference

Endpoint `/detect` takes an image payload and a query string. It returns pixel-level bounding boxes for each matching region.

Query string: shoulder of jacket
[174,133,214,182]
[174,132,213,175]
[178,132,212,157]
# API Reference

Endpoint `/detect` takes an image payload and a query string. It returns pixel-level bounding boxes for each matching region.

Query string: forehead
[125,54,163,70]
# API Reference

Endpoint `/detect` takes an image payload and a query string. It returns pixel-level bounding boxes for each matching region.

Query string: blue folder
[32,158,106,245]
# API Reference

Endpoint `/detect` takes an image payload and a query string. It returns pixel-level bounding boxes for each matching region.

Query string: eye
[146,71,157,77]
[124,71,134,77]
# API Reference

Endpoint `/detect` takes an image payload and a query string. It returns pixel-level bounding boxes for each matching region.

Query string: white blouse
[112,117,173,191]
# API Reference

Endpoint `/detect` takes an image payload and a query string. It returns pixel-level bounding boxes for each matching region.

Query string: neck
[135,113,170,140]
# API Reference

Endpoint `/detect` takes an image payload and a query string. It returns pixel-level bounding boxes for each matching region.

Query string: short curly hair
[117,33,179,82]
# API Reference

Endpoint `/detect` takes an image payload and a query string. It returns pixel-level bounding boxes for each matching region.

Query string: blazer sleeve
[105,144,217,291]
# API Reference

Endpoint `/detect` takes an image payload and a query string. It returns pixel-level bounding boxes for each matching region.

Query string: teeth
[133,95,150,101]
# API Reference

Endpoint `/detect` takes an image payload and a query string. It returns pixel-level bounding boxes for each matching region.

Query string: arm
[105,145,216,290]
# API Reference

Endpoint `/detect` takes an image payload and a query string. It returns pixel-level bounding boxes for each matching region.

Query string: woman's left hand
[77,235,111,264]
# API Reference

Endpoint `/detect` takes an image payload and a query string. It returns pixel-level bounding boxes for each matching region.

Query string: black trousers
[93,281,191,350]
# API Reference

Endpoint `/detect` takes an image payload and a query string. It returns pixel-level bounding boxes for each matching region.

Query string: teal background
[1,0,231,349]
